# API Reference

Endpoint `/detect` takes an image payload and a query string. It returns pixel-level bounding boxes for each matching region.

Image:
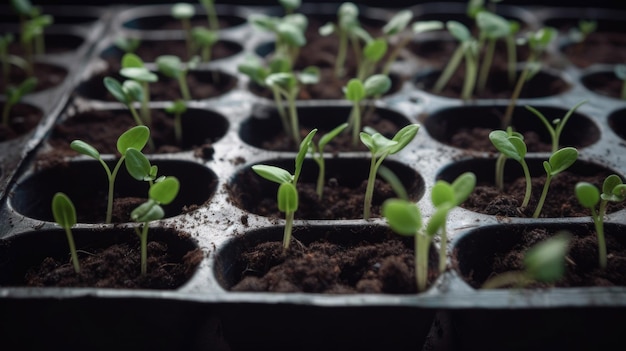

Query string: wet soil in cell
[0,103,43,142]
[562,32,626,68]
[0,62,68,93]
[582,71,624,99]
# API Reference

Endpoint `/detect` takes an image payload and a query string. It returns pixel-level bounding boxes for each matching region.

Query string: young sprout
[252,129,317,251]
[21,11,53,68]
[481,231,571,289]
[575,174,626,269]
[249,12,307,67]
[568,19,597,54]
[119,53,159,127]
[171,2,196,58]
[344,73,391,147]
[309,122,349,199]
[2,77,37,127]
[525,99,587,153]
[165,99,187,144]
[103,76,145,127]
[191,27,218,62]
[156,54,199,101]
[0,34,15,86]
[278,0,301,15]
[489,129,532,209]
[131,176,180,275]
[70,125,150,224]
[318,2,364,78]
[199,0,219,31]
[504,20,521,85]
[615,64,626,100]
[114,36,141,54]
[51,192,80,273]
[357,38,387,81]
[501,26,557,129]
[379,9,413,75]
[432,20,479,100]
[475,11,512,94]
[532,147,578,218]
[431,172,476,273]
[360,124,419,220]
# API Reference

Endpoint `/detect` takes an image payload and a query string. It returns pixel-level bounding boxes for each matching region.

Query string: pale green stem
[105,157,125,224]
[283,211,294,251]
[595,201,608,269]
[35,33,45,55]
[461,49,477,100]
[64,227,80,273]
[477,39,495,94]
[350,102,361,148]
[416,234,431,292]
[433,45,464,93]
[495,154,506,191]
[128,104,155,151]
[315,157,325,199]
[206,6,219,31]
[271,87,290,138]
[382,35,411,76]
[140,82,152,127]
[178,75,191,101]
[519,160,532,209]
[532,173,552,218]
[335,30,347,78]
[621,80,626,100]
[363,155,386,219]
[140,223,149,275]
[286,91,301,144]
[502,53,536,129]
[438,221,447,273]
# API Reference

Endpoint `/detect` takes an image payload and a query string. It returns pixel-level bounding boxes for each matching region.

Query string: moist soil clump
[0,103,43,142]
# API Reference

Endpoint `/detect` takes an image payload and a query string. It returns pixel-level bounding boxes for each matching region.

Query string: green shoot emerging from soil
[11,0,53,73]
[114,36,141,54]
[70,125,150,224]
[199,0,219,31]
[475,10,513,94]
[309,123,348,199]
[120,53,158,127]
[0,34,15,86]
[344,73,391,147]
[615,64,626,100]
[532,147,578,218]
[51,192,80,273]
[249,11,307,67]
[165,99,187,144]
[433,20,478,100]
[131,175,180,275]
[575,174,626,269]
[489,128,532,209]
[481,231,571,289]
[2,76,37,126]
[252,129,317,251]
[172,2,196,58]
[191,27,218,62]
[156,54,199,101]
[525,100,587,153]
[361,124,419,220]
[318,2,362,78]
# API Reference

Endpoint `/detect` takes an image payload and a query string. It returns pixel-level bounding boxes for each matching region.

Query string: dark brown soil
[582,71,624,99]
[19,232,203,289]
[0,62,68,93]
[449,128,552,152]
[231,230,436,294]
[562,31,626,68]
[458,227,626,289]
[0,102,43,142]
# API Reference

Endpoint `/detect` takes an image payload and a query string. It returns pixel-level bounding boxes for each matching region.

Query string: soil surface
[562,31,626,67]
[0,62,68,94]
[0,102,43,142]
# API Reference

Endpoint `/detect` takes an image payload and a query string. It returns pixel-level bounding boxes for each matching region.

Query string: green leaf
[52,192,76,229]
[298,66,320,85]
[123,80,144,102]
[11,0,33,16]
[363,74,391,97]
[121,53,144,68]
[192,27,218,46]
[70,140,100,160]
[363,38,387,62]
[124,148,152,181]
[318,22,335,36]
[389,124,419,154]
[426,204,451,237]
[117,125,150,156]
[345,79,365,102]
[412,20,444,34]
[171,2,195,19]
[120,67,158,83]
[447,20,471,42]
[382,199,421,236]
[265,72,297,90]
[150,176,180,205]
[279,0,301,12]
[451,172,476,205]
[277,182,298,212]
[546,147,578,176]
[524,232,571,283]
[295,129,317,182]
[575,182,599,208]
[276,21,306,47]
[318,123,348,150]
[103,77,129,104]
[252,165,293,184]
[489,130,525,161]
[476,11,510,39]
[431,181,455,208]
[156,55,184,78]
[601,174,626,202]
[383,10,412,36]
[131,199,164,222]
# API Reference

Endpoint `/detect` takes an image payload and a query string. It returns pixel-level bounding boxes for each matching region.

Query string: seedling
[199,0,219,31]
[481,232,571,289]
[379,9,413,75]
[615,64,626,100]
[119,53,158,127]
[51,192,80,273]
[114,36,141,54]
[360,124,419,219]
[103,76,145,127]
[489,129,532,209]
[70,125,150,224]
[319,2,366,78]
[432,20,478,100]
[279,0,301,15]
[0,34,15,85]
[165,99,187,144]
[525,99,587,153]
[357,38,387,81]
[172,2,196,58]
[11,0,52,70]
[344,73,391,147]
[249,12,307,67]
[191,27,218,62]
[501,26,557,129]
[532,147,578,218]
[475,11,512,94]
[568,19,597,54]
[2,77,37,127]
[252,129,317,251]
[156,54,199,101]
[131,176,180,275]
[575,174,626,269]
[309,122,348,199]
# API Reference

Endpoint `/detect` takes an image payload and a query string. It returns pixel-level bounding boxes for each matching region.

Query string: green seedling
[191,27,218,62]
[21,12,53,70]
[165,99,187,144]
[156,54,199,101]
[344,74,391,147]
[309,122,349,199]
[0,34,15,85]
[615,64,626,100]
[70,125,150,224]
[386,19,445,76]
[489,129,532,208]
[501,26,557,129]
[252,129,317,251]
[120,53,158,127]
[172,2,196,58]
[481,231,571,289]
[131,176,180,275]
[475,10,512,94]
[2,76,37,127]
[249,12,307,67]
[103,76,145,127]
[199,0,219,31]
[525,99,587,153]
[431,172,476,272]
[377,165,408,201]
[360,124,419,220]
[568,19,597,54]
[279,0,301,14]
[532,147,578,218]
[357,38,387,81]
[114,36,141,54]
[378,9,413,75]
[432,20,479,100]
[51,192,80,273]
[575,174,626,269]
[319,2,368,78]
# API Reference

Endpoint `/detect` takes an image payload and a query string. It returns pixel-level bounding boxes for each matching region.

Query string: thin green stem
[520,160,532,209]
[495,154,506,191]
[315,157,325,199]
[287,91,301,144]
[271,87,290,138]
[461,49,477,100]
[105,157,125,224]
[621,80,626,100]
[363,155,386,220]
[438,221,447,273]
[178,75,191,101]
[433,46,464,93]
[140,224,149,275]
[477,39,495,94]
[532,173,552,218]
[416,234,431,292]
[596,202,608,269]
[174,112,182,145]
[351,102,361,148]
[140,82,152,127]
[283,211,294,251]
[502,54,536,129]
[64,227,80,273]
[335,30,347,78]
